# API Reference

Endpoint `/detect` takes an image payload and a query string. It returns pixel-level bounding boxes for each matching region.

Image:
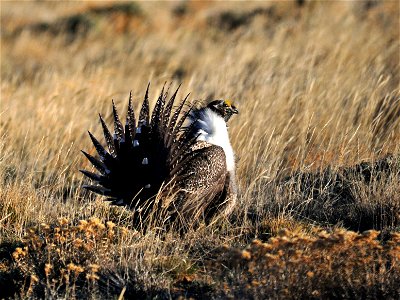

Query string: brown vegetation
[1,1,399,298]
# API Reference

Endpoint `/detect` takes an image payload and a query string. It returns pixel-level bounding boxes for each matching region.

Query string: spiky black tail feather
[81,84,195,221]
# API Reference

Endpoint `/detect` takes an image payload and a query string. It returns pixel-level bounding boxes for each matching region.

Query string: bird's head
[207,99,239,122]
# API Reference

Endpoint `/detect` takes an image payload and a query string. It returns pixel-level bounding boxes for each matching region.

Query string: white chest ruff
[190,108,235,172]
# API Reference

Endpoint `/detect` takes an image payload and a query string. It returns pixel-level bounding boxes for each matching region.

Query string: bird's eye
[223,103,228,107]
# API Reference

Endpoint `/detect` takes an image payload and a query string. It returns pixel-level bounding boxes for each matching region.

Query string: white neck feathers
[189,108,235,172]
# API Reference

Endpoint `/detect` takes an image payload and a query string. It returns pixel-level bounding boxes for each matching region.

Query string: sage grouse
[81,84,238,228]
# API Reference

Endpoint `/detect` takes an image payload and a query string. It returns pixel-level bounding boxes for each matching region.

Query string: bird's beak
[231,107,239,114]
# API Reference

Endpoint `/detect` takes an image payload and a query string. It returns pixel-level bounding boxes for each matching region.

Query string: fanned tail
[81,84,193,220]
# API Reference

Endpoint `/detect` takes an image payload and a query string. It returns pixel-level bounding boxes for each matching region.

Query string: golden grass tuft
[9,217,131,298]
[215,229,400,298]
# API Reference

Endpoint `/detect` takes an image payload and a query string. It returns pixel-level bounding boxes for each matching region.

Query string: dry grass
[215,229,400,298]
[1,1,399,298]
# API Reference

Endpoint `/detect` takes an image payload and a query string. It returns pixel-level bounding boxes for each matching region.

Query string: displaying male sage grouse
[81,84,238,229]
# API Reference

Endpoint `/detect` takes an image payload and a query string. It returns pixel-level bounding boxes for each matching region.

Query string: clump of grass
[215,229,400,299]
[8,217,130,298]
[273,154,400,231]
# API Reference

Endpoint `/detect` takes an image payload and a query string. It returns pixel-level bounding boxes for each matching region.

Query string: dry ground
[1,1,400,299]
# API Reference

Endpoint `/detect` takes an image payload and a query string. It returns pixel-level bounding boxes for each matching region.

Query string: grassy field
[1,1,400,298]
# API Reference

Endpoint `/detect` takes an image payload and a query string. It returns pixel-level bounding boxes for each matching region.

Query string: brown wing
[204,171,237,221]
[171,142,228,225]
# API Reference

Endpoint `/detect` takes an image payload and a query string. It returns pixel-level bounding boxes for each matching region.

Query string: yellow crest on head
[224,99,233,106]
